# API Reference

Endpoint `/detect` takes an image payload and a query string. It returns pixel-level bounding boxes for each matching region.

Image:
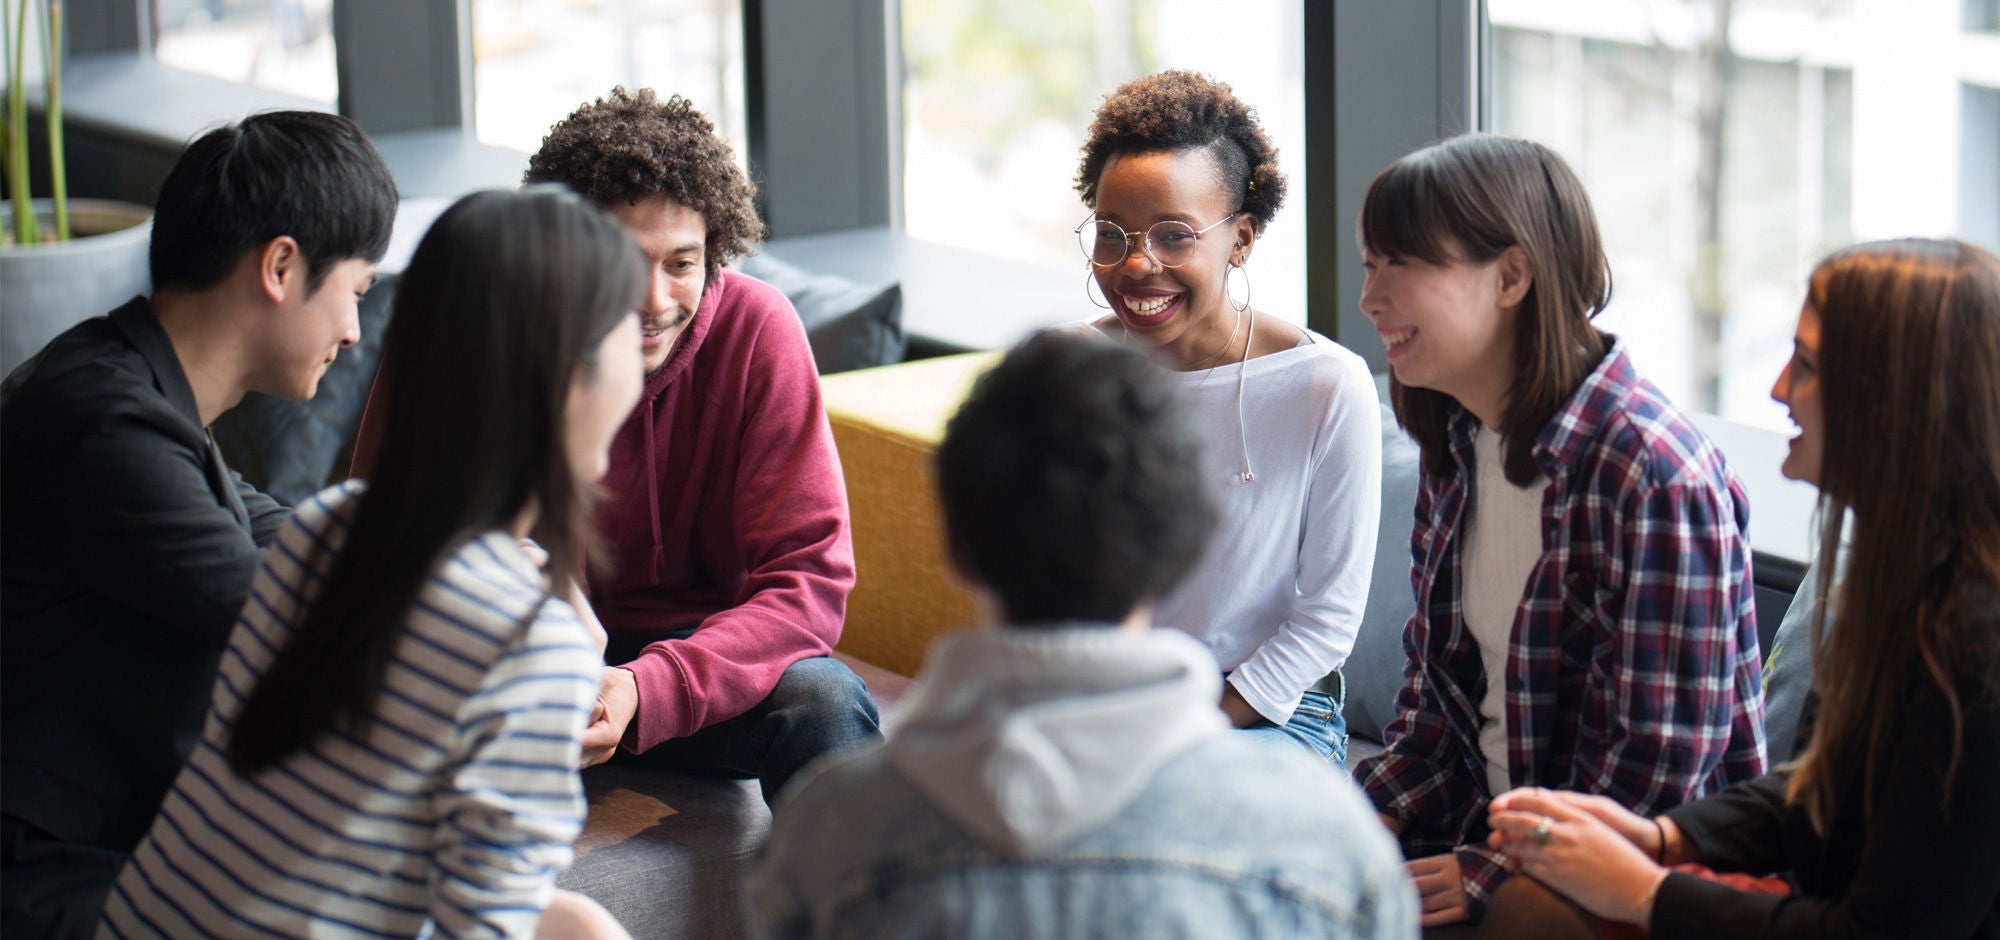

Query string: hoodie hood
[884,625,1228,857]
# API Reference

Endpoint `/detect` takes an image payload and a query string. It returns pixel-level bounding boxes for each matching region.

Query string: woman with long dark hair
[1486,238,2000,937]
[99,188,647,938]
[1347,134,1767,928]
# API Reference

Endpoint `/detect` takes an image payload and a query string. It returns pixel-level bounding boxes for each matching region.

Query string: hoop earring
[1085,266,1112,310]
[1225,262,1252,313]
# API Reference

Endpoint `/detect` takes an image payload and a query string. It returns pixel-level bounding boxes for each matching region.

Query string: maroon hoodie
[353,268,855,752]
[588,268,854,750]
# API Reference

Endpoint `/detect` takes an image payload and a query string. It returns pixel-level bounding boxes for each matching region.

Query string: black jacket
[1,297,288,855]
[1656,600,2000,939]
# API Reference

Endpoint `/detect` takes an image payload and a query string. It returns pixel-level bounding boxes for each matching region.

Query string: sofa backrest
[1342,378,1422,745]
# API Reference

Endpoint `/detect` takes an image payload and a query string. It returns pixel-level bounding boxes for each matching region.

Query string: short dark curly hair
[525,86,764,282]
[938,331,1215,624]
[1074,70,1287,231]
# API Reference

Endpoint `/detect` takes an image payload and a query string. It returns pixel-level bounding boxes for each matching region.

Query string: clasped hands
[1483,787,1676,927]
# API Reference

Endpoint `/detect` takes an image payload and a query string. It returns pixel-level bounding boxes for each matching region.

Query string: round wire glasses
[1075,212,1239,268]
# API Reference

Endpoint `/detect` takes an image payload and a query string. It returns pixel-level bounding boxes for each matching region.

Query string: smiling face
[1770,303,1825,487]
[1359,238,1523,425]
[261,255,373,400]
[1089,148,1258,368]
[604,195,707,373]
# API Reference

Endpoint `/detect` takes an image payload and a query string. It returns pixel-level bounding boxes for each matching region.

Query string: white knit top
[1152,333,1383,724]
[1461,425,1551,797]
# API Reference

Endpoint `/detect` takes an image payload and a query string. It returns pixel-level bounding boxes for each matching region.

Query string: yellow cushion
[824,352,1000,676]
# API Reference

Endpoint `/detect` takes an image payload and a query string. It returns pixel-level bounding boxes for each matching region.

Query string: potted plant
[2,0,152,375]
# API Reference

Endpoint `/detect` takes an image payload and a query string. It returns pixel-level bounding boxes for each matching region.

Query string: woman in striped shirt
[99,187,648,939]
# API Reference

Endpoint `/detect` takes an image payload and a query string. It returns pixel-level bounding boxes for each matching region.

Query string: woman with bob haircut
[1348,134,1767,928]
[99,188,646,940]
[1485,238,2000,938]
[1076,70,1383,768]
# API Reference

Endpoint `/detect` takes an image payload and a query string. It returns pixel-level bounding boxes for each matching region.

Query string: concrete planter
[1,199,153,376]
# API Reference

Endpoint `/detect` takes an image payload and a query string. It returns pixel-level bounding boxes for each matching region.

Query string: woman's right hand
[1490,788,1663,860]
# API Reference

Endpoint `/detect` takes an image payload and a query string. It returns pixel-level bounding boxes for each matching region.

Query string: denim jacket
[744,625,1416,939]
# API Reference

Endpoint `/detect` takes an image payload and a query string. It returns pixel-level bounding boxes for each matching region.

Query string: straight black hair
[150,110,399,294]
[227,188,645,775]
[937,331,1216,624]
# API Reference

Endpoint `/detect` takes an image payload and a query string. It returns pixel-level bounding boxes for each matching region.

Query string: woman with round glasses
[1075,70,1382,768]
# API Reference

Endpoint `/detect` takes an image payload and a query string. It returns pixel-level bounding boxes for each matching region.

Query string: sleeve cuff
[1227,667,1304,727]
[618,649,692,752]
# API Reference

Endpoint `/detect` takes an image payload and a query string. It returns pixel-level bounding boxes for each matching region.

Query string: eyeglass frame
[1075,211,1243,269]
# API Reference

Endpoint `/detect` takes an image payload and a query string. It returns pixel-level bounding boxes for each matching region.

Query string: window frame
[44,0,1817,567]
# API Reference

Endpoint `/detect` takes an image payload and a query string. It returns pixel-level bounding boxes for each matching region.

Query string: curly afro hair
[1074,70,1287,231]
[525,86,765,282]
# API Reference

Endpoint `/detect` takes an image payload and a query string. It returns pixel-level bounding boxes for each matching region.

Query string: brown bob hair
[1359,134,1612,485]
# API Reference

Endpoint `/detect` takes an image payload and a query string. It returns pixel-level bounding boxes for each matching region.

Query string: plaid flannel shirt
[1353,342,1768,921]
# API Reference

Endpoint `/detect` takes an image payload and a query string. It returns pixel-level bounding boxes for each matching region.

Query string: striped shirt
[99,482,601,939]
[1353,341,1768,920]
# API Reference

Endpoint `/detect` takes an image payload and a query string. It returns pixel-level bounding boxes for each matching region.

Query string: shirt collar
[107,296,204,429]
[1438,334,1635,482]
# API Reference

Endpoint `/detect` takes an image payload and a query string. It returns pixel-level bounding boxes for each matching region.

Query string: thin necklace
[1115,301,1240,377]
[1119,303,1257,485]
[1188,303,1245,382]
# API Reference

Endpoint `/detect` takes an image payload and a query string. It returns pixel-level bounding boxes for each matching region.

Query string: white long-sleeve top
[100,482,601,939]
[1153,333,1383,725]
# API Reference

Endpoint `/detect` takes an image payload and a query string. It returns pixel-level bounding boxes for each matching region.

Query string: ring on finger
[1532,817,1553,846]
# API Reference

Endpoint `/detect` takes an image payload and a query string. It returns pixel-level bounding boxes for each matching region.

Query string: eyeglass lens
[1078,220,1204,268]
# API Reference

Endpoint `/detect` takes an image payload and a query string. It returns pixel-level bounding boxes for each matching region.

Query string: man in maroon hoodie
[528,87,881,802]
[359,87,880,804]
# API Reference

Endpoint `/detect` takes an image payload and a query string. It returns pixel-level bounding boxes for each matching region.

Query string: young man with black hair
[746,332,1418,939]
[0,109,398,938]
[354,87,878,804]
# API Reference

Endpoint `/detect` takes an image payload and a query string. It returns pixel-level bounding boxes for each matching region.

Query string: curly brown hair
[1074,70,1287,231]
[525,86,765,282]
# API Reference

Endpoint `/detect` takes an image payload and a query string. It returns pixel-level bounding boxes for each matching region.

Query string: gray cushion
[1342,375,1422,745]
[558,769,768,939]
[212,274,397,505]
[733,254,906,374]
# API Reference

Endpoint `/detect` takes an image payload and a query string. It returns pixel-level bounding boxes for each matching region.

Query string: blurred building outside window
[901,0,1308,326]
[152,0,338,104]
[1490,0,2000,429]
[471,0,746,173]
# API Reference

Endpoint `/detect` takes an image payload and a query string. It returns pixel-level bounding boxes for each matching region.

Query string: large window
[1490,0,2000,429]
[900,0,1308,324]
[471,0,746,165]
[151,0,338,103]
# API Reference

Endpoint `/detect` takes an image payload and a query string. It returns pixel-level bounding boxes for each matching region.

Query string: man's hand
[1219,684,1262,728]
[580,667,639,768]
[1407,853,1469,927]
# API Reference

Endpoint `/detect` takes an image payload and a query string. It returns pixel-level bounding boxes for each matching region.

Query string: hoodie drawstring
[643,396,665,580]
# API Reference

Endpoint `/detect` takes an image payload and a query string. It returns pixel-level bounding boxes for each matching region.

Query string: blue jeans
[611,656,882,804]
[1238,678,1348,770]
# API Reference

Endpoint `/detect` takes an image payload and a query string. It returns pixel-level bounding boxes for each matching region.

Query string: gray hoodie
[883,623,1229,857]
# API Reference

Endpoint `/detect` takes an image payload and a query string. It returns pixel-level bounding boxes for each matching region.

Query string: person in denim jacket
[745,332,1415,939]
